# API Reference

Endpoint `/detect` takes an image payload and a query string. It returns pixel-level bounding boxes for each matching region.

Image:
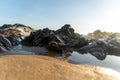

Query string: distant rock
[0,24,35,39]
[86,30,120,40]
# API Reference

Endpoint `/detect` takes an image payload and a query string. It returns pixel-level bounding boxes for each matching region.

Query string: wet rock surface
[0,35,21,52]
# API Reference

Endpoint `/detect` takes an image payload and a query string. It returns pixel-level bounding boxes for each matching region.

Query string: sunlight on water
[69,52,120,73]
[101,68,120,79]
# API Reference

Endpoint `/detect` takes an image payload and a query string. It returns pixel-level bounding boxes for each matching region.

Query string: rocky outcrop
[0,24,35,39]
[0,35,21,52]
[1,23,119,60]
[86,30,120,40]
[78,39,120,60]
[0,23,34,52]
[21,24,120,59]
[107,38,120,47]
[78,39,107,60]
[22,24,88,55]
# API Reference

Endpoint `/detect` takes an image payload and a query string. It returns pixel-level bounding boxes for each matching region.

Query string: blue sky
[0,0,120,34]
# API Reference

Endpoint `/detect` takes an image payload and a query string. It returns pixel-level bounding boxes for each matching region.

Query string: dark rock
[0,46,7,52]
[106,44,120,56]
[77,40,107,60]
[6,36,21,46]
[78,39,120,60]
[107,38,120,47]
[55,24,75,40]
[89,47,107,60]
[0,35,12,50]
[22,24,89,56]
[0,35,21,52]
[47,41,63,51]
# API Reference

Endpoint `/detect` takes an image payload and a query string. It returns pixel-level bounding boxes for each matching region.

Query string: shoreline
[0,54,120,80]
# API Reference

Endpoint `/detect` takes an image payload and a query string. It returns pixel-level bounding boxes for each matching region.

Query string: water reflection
[77,39,120,60]
[68,52,120,72]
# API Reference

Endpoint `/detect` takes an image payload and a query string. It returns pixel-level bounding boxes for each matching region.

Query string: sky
[0,0,120,34]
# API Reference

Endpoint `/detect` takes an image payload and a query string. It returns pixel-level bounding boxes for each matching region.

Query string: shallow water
[7,45,48,54]
[68,52,120,72]
[7,45,34,54]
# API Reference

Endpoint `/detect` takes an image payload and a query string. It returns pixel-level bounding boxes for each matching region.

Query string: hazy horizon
[0,0,120,34]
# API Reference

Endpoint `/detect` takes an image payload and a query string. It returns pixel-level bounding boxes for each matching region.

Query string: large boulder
[22,24,88,54]
[78,39,107,60]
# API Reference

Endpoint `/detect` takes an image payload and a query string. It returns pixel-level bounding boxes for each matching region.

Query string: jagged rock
[0,24,26,52]
[0,24,35,39]
[55,24,75,41]
[33,28,55,46]
[78,39,120,60]
[78,40,107,60]
[0,35,12,50]
[22,24,89,55]
[89,47,107,60]
[0,35,21,52]
[107,38,120,47]
[6,36,21,46]
[0,46,7,52]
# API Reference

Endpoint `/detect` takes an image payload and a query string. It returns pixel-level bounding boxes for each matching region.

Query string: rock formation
[0,24,34,52]
[78,39,120,60]
[21,24,120,59]
[0,35,21,52]
[107,38,120,47]
[86,30,120,40]
[0,23,120,60]
[22,24,89,55]
[0,24,35,39]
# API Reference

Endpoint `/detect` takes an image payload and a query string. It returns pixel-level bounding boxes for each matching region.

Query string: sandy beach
[0,55,119,80]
